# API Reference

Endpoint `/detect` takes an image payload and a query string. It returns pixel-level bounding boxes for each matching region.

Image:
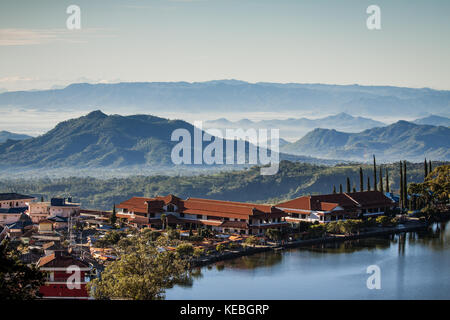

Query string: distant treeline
[0,160,447,211]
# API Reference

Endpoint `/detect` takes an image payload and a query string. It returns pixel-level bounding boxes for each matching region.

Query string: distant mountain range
[0,111,336,169]
[0,80,449,118]
[413,114,450,127]
[204,113,386,139]
[0,131,32,143]
[281,121,450,162]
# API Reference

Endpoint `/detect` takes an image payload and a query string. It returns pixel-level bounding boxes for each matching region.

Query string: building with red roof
[117,194,288,235]
[37,251,92,299]
[276,191,395,223]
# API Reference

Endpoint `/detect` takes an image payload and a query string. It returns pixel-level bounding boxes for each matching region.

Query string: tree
[245,236,259,247]
[346,177,351,193]
[332,185,336,194]
[326,221,342,234]
[376,215,393,227]
[216,243,226,253]
[385,167,390,193]
[176,243,194,257]
[110,203,117,227]
[373,155,378,191]
[359,167,364,192]
[142,229,161,242]
[403,161,408,209]
[367,177,371,191]
[265,228,282,242]
[429,160,432,175]
[424,158,428,180]
[88,242,190,300]
[399,161,404,209]
[0,242,45,300]
[409,165,450,219]
[379,166,384,193]
[160,213,167,230]
[339,184,343,194]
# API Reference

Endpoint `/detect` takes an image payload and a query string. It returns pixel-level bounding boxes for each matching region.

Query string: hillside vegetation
[1,160,445,210]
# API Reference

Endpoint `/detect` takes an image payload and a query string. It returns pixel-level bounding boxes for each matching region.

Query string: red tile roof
[38,252,90,269]
[118,195,286,220]
[276,191,393,213]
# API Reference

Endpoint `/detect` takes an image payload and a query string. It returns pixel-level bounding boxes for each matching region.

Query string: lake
[166,221,450,299]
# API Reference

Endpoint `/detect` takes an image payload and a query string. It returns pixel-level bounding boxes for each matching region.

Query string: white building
[0,193,36,226]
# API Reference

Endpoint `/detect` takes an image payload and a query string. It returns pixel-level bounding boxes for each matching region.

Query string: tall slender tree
[429,160,432,175]
[367,177,371,191]
[359,167,364,192]
[339,184,343,194]
[373,155,378,191]
[385,167,390,193]
[332,185,336,194]
[399,161,404,209]
[110,203,117,226]
[379,166,384,193]
[352,185,356,193]
[346,177,351,193]
[403,161,408,210]
[424,158,428,180]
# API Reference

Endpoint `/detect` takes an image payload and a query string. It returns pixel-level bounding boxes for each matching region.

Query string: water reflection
[167,221,450,299]
[212,222,449,272]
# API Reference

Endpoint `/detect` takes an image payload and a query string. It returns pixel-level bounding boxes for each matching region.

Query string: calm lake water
[166,221,450,299]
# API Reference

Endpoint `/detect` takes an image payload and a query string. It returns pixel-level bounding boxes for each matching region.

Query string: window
[167,204,175,212]
[149,213,155,218]
[292,213,299,218]
[180,213,184,217]
[197,214,202,219]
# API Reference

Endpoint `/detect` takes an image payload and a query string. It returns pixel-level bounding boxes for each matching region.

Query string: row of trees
[333,155,390,194]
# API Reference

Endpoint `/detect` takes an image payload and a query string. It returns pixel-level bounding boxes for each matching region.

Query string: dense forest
[1,160,446,211]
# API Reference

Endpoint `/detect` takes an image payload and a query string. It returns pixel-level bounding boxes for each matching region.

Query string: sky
[0,0,449,91]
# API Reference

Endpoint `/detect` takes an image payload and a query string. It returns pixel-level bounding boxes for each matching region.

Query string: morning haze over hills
[0,110,332,170]
[0,80,449,117]
[0,80,449,173]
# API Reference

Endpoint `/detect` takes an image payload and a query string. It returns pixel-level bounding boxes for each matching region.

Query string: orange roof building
[276,191,395,223]
[116,194,288,235]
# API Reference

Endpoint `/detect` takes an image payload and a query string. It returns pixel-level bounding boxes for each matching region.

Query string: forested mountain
[281,121,450,162]
[0,110,334,169]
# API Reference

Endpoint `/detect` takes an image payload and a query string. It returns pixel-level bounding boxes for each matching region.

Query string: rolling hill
[204,112,385,140]
[0,110,336,169]
[0,131,32,143]
[281,121,450,162]
[413,115,450,127]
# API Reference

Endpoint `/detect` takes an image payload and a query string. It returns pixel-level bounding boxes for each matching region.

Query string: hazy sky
[1,0,449,91]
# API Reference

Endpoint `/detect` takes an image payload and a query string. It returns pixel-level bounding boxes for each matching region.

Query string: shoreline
[191,221,429,268]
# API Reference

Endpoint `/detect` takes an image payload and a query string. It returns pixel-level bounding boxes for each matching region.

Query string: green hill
[0,110,334,169]
[281,121,450,162]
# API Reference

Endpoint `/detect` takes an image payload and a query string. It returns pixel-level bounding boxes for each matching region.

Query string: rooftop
[0,193,35,201]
